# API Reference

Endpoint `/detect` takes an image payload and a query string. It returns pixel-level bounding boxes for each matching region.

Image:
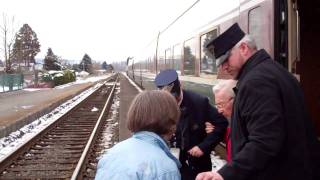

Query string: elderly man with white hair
[212,80,237,122]
[206,79,237,163]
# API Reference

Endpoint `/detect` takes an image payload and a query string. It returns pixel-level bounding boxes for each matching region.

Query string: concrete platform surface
[0,82,94,138]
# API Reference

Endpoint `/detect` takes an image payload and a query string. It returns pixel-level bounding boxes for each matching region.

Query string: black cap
[155,69,178,87]
[205,23,245,66]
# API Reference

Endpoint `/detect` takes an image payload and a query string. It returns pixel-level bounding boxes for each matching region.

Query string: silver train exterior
[127,0,320,137]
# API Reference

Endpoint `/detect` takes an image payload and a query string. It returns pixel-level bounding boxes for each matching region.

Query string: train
[127,0,320,137]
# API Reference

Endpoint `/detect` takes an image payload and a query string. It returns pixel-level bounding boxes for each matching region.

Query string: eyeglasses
[215,97,233,109]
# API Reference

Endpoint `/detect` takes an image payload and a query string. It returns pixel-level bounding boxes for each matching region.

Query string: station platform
[118,73,141,141]
[0,82,95,138]
[0,73,140,141]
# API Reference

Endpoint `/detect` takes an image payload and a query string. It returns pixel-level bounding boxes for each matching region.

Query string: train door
[296,0,320,137]
[276,0,320,137]
[274,0,289,68]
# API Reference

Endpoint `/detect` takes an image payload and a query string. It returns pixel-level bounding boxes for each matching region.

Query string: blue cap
[155,69,178,87]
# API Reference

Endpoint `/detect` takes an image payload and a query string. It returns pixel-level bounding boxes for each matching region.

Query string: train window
[173,44,182,74]
[248,6,263,49]
[165,48,172,69]
[183,38,196,75]
[200,29,218,76]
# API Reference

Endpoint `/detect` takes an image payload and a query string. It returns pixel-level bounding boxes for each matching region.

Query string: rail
[71,76,118,179]
[0,74,118,179]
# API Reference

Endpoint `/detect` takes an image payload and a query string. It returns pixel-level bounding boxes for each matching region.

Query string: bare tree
[0,13,16,73]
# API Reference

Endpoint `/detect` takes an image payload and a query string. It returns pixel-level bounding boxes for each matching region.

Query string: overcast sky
[0,0,198,63]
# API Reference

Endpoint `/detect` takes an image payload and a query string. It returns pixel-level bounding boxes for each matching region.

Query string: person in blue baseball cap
[155,69,228,180]
[155,69,182,103]
[197,23,320,180]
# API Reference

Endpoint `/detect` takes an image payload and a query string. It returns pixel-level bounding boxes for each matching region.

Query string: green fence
[0,74,24,92]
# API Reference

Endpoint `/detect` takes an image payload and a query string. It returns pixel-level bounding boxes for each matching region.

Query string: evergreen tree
[11,36,23,65]
[102,61,108,70]
[183,47,195,75]
[11,24,40,67]
[80,53,93,73]
[44,48,61,70]
[107,64,114,72]
[72,64,80,72]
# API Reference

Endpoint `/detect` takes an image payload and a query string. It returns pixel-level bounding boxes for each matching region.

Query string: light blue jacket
[95,131,181,180]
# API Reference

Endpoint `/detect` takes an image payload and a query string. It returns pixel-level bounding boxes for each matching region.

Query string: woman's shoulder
[96,146,179,180]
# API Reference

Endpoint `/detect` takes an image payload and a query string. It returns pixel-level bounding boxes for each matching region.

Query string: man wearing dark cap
[196,23,320,180]
[155,69,228,180]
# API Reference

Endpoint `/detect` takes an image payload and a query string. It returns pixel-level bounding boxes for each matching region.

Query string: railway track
[82,89,120,179]
[0,75,119,179]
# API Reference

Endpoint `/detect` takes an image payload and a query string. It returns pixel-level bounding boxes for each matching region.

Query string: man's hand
[205,122,215,134]
[188,146,204,157]
[196,171,224,180]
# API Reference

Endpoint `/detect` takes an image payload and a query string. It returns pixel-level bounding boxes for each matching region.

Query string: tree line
[1,21,40,73]
[1,15,112,74]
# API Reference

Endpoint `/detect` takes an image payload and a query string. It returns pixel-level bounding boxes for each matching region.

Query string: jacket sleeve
[198,97,228,154]
[218,79,285,180]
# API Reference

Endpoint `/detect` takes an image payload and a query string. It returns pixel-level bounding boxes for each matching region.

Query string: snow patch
[91,107,99,112]
[0,82,104,161]
[211,151,227,171]
[21,105,34,109]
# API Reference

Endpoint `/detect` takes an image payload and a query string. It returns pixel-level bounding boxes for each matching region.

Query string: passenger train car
[127,0,320,137]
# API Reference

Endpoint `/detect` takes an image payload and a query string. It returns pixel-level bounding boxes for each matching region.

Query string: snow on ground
[18,74,113,92]
[23,88,50,92]
[0,86,20,93]
[91,107,99,112]
[94,86,120,160]
[0,82,105,161]
[21,105,34,109]
[211,151,227,171]
[54,74,113,89]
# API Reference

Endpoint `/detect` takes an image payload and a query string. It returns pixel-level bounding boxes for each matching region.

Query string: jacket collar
[236,49,271,81]
[133,131,182,168]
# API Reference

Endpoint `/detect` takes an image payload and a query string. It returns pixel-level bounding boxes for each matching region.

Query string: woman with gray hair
[95,90,181,180]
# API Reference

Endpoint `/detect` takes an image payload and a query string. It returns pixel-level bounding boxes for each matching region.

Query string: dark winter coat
[218,49,320,180]
[176,90,228,180]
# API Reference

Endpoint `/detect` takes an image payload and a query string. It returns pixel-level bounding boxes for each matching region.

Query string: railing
[0,74,24,92]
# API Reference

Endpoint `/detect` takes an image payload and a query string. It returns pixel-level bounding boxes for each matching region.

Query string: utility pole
[155,31,160,74]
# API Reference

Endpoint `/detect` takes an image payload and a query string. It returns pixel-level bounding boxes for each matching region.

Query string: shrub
[41,70,76,87]
[63,70,76,83]
[42,73,53,82]
[53,73,64,86]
